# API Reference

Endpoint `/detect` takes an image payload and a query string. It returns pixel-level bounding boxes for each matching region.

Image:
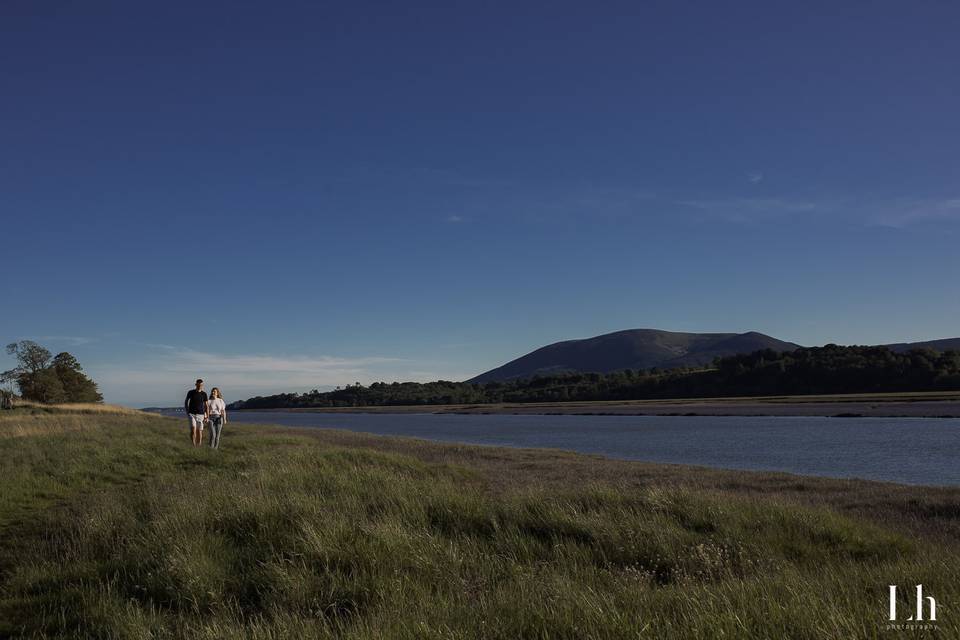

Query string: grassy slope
[0,409,958,638]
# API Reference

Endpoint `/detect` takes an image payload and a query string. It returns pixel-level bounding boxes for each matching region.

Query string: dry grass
[0,413,113,438]
[0,402,144,438]
[7,400,142,414]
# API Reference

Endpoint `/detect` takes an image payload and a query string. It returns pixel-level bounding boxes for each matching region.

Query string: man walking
[184,378,208,447]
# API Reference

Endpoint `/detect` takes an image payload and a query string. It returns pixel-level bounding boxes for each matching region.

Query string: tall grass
[0,413,957,638]
[4,400,142,415]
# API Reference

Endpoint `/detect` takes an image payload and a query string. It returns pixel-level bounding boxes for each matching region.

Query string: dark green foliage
[2,341,103,404]
[232,345,960,409]
[51,352,103,402]
[18,367,68,403]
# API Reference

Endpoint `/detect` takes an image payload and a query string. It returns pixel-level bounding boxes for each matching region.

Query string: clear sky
[2,1,959,406]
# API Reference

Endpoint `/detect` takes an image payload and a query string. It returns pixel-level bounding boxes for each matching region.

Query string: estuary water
[162,410,960,486]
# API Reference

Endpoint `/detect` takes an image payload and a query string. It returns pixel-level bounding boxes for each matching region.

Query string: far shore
[232,390,960,418]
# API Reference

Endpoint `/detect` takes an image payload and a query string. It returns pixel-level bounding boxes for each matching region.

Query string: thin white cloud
[99,347,402,383]
[446,215,464,223]
[747,171,764,184]
[138,342,178,351]
[871,198,960,229]
[516,185,959,230]
[32,335,97,346]
[677,193,960,229]
[678,197,817,222]
[93,345,471,405]
[513,186,659,224]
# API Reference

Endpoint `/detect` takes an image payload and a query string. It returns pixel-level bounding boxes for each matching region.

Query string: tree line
[229,344,960,409]
[1,341,103,404]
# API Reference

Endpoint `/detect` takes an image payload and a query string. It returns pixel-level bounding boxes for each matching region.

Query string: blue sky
[2,1,959,406]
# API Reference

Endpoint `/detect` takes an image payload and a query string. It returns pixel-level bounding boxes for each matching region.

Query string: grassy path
[1,408,958,638]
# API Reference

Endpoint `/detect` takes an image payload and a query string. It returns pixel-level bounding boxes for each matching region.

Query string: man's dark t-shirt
[185,389,208,415]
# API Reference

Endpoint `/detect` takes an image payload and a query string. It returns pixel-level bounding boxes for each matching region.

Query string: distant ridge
[468,329,802,383]
[884,337,960,353]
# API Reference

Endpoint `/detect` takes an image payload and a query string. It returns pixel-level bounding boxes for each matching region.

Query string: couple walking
[184,379,228,448]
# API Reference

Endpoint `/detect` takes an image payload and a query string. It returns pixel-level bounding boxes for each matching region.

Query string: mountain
[468,329,802,383]
[884,338,960,353]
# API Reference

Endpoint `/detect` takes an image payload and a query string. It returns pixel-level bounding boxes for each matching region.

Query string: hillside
[231,341,960,410]
[886,337,960,353]
[468,329,801,383]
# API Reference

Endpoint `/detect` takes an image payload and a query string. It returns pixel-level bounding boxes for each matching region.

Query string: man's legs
[190,414,203,447]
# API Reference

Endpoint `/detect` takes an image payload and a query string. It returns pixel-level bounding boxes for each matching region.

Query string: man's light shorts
[189,413,205,431]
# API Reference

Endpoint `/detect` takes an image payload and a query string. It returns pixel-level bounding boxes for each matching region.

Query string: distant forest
[229,345,960,409]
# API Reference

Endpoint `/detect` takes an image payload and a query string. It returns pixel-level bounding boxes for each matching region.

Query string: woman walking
[206,387,227,449]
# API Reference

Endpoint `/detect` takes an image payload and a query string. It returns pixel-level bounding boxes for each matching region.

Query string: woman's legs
[209,415,223,449]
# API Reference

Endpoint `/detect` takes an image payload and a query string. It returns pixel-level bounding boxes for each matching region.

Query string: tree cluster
[2,341,103,404]
[229,345,960,409]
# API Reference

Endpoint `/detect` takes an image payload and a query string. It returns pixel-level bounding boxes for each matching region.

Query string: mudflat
[249,391,960,418]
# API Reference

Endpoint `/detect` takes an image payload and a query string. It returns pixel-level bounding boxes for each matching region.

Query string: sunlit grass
[5,400,142,414]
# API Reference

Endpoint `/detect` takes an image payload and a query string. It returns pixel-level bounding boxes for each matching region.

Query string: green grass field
[1,407,958,638]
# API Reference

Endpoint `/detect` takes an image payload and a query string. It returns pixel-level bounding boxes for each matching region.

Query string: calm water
[164,410,960,486]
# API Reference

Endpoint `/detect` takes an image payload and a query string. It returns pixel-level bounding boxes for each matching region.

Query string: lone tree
[2,341,103,404]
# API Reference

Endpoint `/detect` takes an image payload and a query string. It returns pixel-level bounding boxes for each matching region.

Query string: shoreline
[229,391,960,418]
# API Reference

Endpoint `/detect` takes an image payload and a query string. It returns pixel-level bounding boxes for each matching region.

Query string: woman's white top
[208,397,226,416]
